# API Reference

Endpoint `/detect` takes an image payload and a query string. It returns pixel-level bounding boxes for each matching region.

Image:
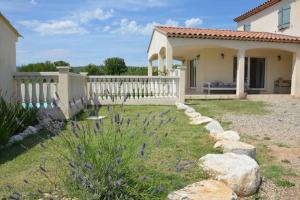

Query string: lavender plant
[4,93,177,199]
[59,103,176,199]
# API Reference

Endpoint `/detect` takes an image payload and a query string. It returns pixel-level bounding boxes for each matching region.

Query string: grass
[187,99,269,117]
[0,105,218,198]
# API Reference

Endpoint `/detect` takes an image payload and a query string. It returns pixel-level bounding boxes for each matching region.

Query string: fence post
[178,66,186,103]
[57,66,71,119]
[80,72,88,101]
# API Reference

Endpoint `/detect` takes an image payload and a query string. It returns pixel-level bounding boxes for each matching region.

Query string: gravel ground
[221,98,300,200]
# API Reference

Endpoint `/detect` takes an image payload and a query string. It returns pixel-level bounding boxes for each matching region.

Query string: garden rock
[167,180,237,200]
[185,107,195,114]
[186,112,201,119]
[8,134,24,144]
[190,116,213,125]
[176,103,189,110]
[211,131,240,142]
[214,140,256,159]
[204,120,224,133]
[199,153,261,196]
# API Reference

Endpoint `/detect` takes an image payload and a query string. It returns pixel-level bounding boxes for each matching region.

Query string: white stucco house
[147,0,300,99]
[0,12,21,100]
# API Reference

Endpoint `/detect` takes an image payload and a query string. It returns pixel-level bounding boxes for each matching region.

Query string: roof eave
[0,12,22,38]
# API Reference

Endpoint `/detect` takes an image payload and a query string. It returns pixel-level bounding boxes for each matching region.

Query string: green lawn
[0,100,293,199]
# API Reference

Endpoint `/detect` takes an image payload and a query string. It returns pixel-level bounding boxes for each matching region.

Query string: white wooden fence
[13,67,186,119]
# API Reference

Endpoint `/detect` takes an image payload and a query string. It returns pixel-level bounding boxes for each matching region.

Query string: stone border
[168,103,261,198]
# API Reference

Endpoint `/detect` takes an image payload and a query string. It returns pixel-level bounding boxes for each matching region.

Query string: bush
[58,105,176,199]
[0,97,38,145]
[18,61,57,72]
[85,64,104,75]
[122,67,158,76]
[103,57,127,75]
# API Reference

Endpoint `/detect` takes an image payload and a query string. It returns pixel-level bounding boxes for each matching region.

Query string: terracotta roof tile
[234,0,281,22]
[155,26,300,44]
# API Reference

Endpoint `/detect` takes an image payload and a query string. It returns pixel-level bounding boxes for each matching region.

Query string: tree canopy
[103,57,127,75]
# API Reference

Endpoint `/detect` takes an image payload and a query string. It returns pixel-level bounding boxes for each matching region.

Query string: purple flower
[83,162,93,171]
[55,92,60,100]
[76,144,82,156]
[114,179,122,188]
[139,142,147,157]
[115,158,121,166]
[95,122,100,130]
[39,166,46,173]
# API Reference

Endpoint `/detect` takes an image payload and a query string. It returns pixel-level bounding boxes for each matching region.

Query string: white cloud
[19,20,88,35]
[74,8,114,24]
[103,25,111,32]
[112,18,179,35]
[30,0,37,5]
[19,7,113,36]
[185,18,203,28]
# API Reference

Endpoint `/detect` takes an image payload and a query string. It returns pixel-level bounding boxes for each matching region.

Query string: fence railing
[14,72,59,109]
[87,76,180,104]
[13,66,186,119]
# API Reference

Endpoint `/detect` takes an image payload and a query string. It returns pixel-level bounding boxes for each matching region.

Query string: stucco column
[236,49,246,98]
[178,66,186,103]
[166,40,173,75]
[57,66,71,119]
[291,52,300,97]
[148,60,153,77]
[158,52,164,75]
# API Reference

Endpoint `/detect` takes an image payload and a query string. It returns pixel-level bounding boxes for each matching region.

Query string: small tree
[85,64,104,75]
[54,60,70,67]
[103,57,127,75]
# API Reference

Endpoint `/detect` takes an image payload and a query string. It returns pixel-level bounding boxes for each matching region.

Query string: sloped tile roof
[234,0,281,22]
[155,26,300,44]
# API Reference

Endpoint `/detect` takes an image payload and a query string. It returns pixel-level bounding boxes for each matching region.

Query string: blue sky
[0,0,266,67]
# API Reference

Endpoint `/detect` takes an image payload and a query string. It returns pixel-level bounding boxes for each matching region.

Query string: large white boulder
[186,112,201,119]
[185,107,195,114]
[167,180,237,200]
[190,116,213,125]
[176,103,189,110]
[210,131,240,142]
[204,120,224,133]
[214,140,256,159]
[199,153,261,196]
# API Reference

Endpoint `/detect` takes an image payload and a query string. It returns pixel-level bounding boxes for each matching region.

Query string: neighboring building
[0,12,21,100]
[147,0,300,98]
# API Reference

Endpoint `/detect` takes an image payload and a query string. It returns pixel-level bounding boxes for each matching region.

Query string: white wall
[0,17,18,100]
[237,0,300,37]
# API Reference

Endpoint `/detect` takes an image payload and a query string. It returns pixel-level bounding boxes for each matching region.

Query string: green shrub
[0,97,38,145]
[56,106,176,199]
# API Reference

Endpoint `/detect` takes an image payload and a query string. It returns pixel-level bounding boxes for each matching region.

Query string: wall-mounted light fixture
[221,53,225,59]
[277,55,282,61]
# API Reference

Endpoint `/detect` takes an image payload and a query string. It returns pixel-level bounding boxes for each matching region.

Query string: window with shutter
[244,23,251,31]
[278,5,291,30]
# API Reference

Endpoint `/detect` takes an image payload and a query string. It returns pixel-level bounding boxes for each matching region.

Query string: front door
[249,57,266,89]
